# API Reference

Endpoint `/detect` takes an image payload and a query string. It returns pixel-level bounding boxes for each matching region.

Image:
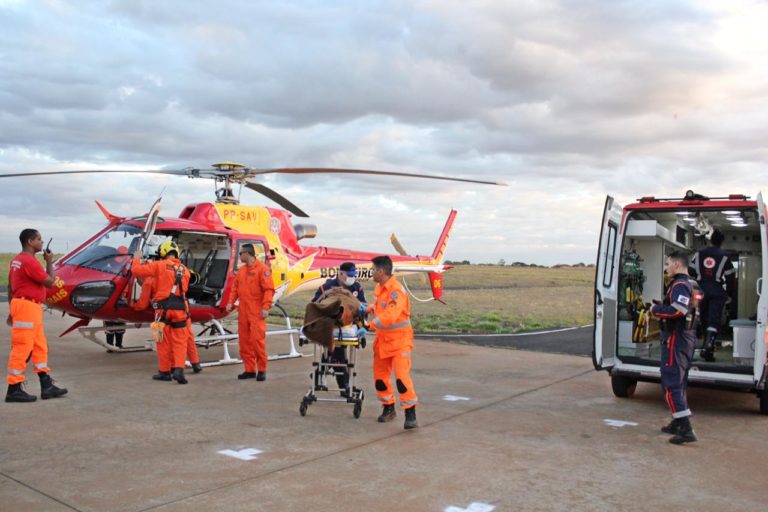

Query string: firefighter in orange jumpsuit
[5,229,68,403]
[132,240,193,384]
[133,276,202,375]
[366,255,418,429]
[226,243,275,381]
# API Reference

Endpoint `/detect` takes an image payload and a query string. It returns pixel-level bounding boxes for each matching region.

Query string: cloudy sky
[1,0,767,265]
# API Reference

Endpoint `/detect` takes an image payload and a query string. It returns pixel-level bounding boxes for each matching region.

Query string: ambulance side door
[754,193,768,385]
[593,195,623,370]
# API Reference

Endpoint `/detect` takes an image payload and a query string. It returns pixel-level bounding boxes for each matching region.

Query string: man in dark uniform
[690,229,735,362]
[650,251,698,444]
[312,262,366,395]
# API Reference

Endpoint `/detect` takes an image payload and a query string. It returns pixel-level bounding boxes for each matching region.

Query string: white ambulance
[594,190,767,414]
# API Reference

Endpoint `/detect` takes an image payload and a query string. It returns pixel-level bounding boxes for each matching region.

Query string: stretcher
[298,325,366,418]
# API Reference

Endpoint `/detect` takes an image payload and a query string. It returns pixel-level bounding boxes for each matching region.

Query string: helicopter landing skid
[78,324,153,353]
[190,305,308,368]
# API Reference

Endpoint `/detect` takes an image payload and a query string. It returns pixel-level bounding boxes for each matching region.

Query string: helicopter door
[754,193,768,385]
[593,195,623,370]
[131,198,162,302]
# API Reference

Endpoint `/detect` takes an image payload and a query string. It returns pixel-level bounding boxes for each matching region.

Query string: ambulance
[593,190,768,414]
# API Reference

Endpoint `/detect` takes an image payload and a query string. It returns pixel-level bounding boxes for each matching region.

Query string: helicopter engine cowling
[294,224,317,241]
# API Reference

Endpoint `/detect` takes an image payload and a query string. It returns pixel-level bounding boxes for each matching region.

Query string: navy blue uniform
[312,278,366,392]
[312,277,366,305]
[690,246,734,336]
[651,274,696,419]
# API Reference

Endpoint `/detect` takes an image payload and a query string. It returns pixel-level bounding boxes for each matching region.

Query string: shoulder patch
[264,270,271,277]
[676,295,690,306]
[380,301,387,308]
[391,291,398,300]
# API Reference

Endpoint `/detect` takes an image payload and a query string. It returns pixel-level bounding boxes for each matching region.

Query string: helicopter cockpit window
[65,223,141,275]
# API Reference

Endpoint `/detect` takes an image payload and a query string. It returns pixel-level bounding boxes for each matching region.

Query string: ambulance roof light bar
[635,190,750,203]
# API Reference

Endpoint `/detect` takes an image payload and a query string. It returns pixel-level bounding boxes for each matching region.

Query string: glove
[359,303,368,315]
[357,327,367,348]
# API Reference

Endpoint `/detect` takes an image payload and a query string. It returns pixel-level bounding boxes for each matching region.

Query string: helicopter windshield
[65,223,142,275]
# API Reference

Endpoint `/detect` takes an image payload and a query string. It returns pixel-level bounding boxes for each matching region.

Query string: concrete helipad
[1,304,766,512]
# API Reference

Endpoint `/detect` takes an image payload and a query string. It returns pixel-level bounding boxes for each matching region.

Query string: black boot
[237,372,256,380]
[669,416,697,444]
[172,368,188,385]
[377,403,396,423]
[191,363,203,374]
[256,371,267,381]
[700,332,717,362]
[39,372,68,400]
[404,406,419,430]
[5,383,37,403]
[661,418,682,435]
[152,371,172,381]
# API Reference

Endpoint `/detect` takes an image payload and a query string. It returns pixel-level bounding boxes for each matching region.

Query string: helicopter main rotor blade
[0,169,190,178]
[244,181,310,218]
[250,167,507,186]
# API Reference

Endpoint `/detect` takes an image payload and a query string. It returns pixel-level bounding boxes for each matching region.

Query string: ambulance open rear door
[593,195,623,371]
[755,193,768,413]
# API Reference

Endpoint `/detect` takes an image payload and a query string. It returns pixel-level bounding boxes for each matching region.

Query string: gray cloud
[0,0,767,264]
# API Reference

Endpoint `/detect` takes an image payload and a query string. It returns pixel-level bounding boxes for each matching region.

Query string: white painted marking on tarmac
[445,502,495,512]
[217,448,263,461]
[443,395,471,401]
[603,419,639,428]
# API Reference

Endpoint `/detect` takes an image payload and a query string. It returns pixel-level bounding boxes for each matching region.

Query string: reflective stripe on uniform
[7,369,23,375]
[34,362,48,369]
[715,257,729,282]
[401,351,411,357]
[672,303,687,314]
[401,398,418,406]
[376,319,412,331]
[378,394,394,402]
[12,321,34,329]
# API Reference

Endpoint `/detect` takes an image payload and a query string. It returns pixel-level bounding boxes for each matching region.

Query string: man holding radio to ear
[6,229,68,403]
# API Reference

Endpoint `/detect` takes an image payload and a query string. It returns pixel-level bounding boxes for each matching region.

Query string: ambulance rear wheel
[353,402,362,419]
[611,375,637,398]
[759,390,768,415]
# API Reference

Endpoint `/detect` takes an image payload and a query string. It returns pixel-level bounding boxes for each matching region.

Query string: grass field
[278,265,595,334]
[0,254,595,334]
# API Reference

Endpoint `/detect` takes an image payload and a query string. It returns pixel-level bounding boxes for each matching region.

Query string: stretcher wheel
[759,390,768,415]
[299,402,308,416]
[611,374,637,398]
[353,402,362,419]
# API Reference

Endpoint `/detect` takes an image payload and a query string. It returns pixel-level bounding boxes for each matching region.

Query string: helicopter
[1,163,503,361]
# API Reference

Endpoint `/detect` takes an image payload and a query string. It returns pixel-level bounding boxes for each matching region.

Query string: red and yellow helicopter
[2,163,502,359]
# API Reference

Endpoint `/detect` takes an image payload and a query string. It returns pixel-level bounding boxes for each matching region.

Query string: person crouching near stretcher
[312,261,367,397]
[365,255,418,429]
[132,240,194,384]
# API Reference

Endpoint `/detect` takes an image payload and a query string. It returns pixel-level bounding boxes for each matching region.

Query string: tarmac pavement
[1,304,766,512]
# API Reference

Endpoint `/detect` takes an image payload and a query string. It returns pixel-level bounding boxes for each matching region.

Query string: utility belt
[152,295,190,328]
[659,314,697,333]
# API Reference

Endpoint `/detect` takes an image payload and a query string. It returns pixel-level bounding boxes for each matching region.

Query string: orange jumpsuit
[227,260,275,373]
[6,253,51,385]
[132,277,200,369]
[131,257,192,371]
[368,275,417,409]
